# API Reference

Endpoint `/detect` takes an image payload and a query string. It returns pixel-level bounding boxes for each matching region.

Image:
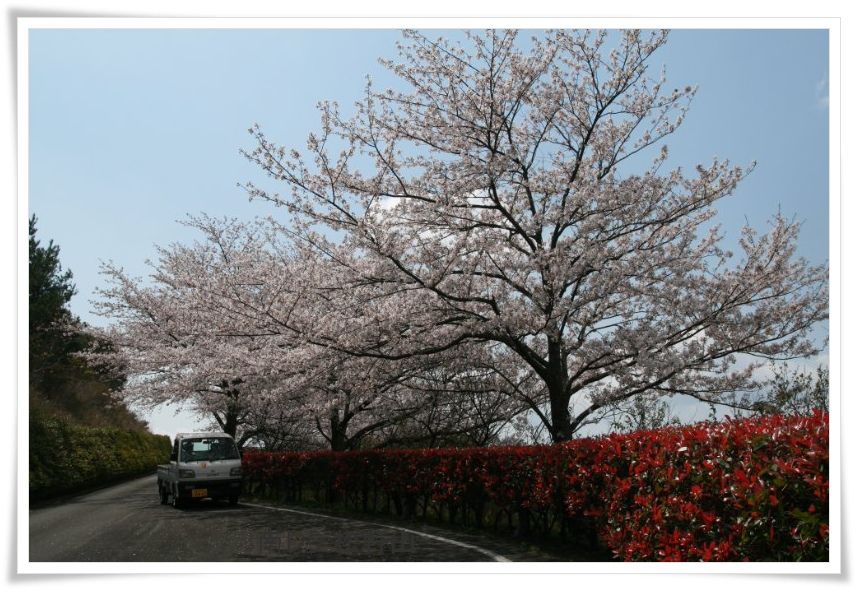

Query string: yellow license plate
[191,489,208,498]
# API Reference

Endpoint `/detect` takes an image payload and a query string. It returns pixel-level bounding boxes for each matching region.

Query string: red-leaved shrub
[242,411,829,562]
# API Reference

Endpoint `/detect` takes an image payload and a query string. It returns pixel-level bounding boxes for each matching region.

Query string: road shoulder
[239,497,607,562]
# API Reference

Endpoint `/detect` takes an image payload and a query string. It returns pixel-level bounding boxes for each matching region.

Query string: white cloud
[816,75,829,109]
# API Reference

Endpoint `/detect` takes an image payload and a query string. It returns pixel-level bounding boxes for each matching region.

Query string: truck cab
[157,432,242,507]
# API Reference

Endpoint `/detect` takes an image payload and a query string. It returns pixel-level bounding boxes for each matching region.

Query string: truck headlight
[179,469,195,478]
[230,467,242,476]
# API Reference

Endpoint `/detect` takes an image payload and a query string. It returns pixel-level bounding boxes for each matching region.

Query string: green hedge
[30,414,171,500]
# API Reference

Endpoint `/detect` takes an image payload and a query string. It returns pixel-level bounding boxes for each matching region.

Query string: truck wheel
[171,486,183,509]
[228,495,239,506]
[159,483,168,505]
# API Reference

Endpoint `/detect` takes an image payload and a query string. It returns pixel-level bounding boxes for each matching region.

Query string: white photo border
[15,14,842,577]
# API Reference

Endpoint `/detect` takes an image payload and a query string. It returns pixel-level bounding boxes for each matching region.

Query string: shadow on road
[168,500,250,513]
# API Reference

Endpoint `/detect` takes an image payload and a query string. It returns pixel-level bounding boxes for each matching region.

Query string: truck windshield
[180,437,240,462]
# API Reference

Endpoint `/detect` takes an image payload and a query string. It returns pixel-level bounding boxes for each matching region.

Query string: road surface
[29,475,538,561]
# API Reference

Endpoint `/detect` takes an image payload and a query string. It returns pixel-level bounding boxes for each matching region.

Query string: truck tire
[171,485,184,509]
[159,483,168,505]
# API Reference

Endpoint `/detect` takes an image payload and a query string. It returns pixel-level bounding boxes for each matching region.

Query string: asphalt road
[29,475,526,562]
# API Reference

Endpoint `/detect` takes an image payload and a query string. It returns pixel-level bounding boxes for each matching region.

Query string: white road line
[244,502,511,562]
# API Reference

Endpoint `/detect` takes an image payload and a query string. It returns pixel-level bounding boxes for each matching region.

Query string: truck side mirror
[170,451,177,462]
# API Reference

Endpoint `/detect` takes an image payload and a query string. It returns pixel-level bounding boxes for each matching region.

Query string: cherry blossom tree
[240,29,828,442]
[92,215,526,450]
[275,343,435,451]
[90,221,301,446]
[372,342,531,447]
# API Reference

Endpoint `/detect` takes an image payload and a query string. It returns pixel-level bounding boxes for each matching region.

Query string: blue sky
[28,28,830,435]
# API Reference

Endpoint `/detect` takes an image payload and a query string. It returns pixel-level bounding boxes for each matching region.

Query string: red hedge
[242,411,829,562]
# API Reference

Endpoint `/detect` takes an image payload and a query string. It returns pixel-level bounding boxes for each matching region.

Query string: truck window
[179,437,240,462]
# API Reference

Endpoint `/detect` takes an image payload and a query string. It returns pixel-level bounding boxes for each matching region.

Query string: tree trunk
[546,338,573,443]
[223,408,238,439]
[214,385,241,439]
[213,406,239,439]
[549,390,573,442]
[329,409,348,452]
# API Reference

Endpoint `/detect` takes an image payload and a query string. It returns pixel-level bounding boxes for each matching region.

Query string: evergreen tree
[29,214,80,388]
[29,215,144,430]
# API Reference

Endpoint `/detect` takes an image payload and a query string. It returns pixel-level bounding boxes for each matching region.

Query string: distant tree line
[29,214,147,431]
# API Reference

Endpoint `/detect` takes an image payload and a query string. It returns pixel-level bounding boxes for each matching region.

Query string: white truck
[157,432,243,508]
